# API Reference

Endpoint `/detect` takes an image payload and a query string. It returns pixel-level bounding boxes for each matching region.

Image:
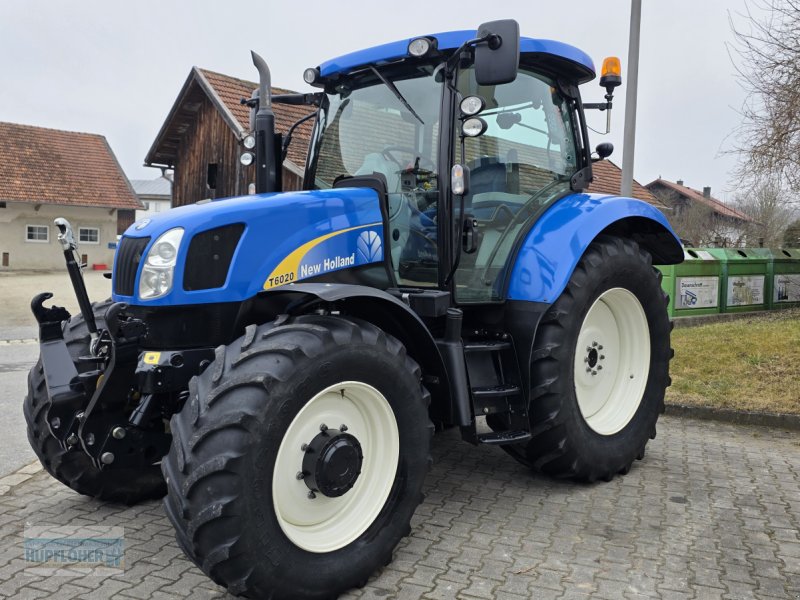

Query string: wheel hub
[301,425,363,498]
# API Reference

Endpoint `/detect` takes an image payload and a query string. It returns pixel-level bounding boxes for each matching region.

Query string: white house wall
[0,203,119,270]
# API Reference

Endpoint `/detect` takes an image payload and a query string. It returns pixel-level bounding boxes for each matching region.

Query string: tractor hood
[113,188,386,306]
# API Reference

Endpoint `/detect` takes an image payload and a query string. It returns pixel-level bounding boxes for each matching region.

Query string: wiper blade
[369,66,424,125]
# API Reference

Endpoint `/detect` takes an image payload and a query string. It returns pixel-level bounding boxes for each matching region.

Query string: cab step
[476,430,532,445]
[471,384,520,399]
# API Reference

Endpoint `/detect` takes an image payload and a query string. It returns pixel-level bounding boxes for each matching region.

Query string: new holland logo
[357,230,383,262]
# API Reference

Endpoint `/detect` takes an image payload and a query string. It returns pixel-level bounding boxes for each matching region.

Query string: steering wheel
[381,146,437,171]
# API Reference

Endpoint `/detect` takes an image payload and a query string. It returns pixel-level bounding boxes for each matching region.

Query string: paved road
[0,416,797,599]
[0,342,37,476]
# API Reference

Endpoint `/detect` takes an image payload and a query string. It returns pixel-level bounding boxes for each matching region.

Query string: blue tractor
[26,20,682,599]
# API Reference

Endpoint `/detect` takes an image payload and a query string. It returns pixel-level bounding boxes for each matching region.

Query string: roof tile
[0,122,141,210]
[645,179,753,222]
[197,69,315,168]
[587,160,666,209]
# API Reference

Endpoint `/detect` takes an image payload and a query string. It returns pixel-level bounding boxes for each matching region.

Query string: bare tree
[728,1,800,189]
[732,178,798,246]
[784,218,800,246]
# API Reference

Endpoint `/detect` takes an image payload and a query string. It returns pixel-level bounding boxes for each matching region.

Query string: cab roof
[317,30,596,84]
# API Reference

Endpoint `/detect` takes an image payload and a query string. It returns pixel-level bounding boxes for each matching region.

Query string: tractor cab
[283,25,603,305]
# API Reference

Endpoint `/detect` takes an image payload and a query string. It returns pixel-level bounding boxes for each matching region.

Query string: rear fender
[248,283,453,421]
[506,193,683,303]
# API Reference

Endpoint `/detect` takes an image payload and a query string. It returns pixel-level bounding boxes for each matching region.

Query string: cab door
[452,66,579,303]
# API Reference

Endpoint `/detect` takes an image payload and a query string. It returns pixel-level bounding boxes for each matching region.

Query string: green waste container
[705,248,768,313]
[771,248,800,309]
[657,248,721,318]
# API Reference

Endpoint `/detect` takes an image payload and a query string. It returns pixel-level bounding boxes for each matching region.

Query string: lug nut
[340,424,348,432]
[591,370,597,376]
[600,355,605,360]
[319,424,328,432]
[584,357,589,363]
[592,341,598,347]
[307,491,316,500]
[586,367,592,373]
[301,443,309,452]
[597,365,603,370]
[100,452,115,465]
[66,434,78,446]
[598,345,604,350]
[112,427,126,440]
[296,471,305,480]
[586,346,592,353]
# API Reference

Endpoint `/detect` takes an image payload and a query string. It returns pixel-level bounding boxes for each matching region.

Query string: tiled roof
[0,122,142,210]
[145,67,315,172]
[587,160,666,209]
[198,68,316,170]
[645,179,754,222]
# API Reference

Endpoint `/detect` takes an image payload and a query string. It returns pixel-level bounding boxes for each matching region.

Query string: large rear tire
[23,301,166,504]
[514,236,672,481]
[163,315,432,599]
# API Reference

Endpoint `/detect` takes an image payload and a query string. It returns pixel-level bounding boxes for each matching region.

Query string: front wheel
[515,236,672,481]
[163,315,432,599]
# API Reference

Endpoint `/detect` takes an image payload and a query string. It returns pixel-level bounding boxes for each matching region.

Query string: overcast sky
[1,0,752,201]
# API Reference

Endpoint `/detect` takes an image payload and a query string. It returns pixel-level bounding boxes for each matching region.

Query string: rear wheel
[163,315,432,599]
[514,236,672,481]
[23,301,166,504]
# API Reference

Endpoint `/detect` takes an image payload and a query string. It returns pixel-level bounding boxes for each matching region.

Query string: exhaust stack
[251,51,279,193]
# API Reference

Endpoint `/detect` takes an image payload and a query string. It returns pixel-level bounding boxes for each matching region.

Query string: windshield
[309,65,443,285]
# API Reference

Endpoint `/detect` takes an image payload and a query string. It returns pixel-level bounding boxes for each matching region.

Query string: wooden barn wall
[173,97,241,207]
[171,96,305,207]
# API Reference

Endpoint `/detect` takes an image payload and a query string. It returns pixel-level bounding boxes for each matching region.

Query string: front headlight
[139,228,184,300]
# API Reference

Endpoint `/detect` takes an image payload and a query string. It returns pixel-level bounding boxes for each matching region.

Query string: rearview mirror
[474,19,520,86]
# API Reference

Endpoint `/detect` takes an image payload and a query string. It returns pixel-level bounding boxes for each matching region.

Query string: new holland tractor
[25,20,682,599]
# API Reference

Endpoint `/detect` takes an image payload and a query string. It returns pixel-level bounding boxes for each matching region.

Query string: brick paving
[1,415,798,599]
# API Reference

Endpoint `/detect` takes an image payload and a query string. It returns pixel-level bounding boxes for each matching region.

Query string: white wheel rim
[272,381,399,553]
[573,288,650,435]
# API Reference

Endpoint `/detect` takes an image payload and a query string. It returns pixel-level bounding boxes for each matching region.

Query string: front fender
[506,193,682,304]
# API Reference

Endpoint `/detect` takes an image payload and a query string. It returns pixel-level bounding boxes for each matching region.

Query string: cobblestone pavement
[1,416,798,600]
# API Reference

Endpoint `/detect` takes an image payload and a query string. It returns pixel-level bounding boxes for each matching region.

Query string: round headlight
[460,95,485,116]
[303,67,320,84]
[462,117,488,138]
[243,135,256,149]
[408,37,432,57]
[155,241,176,261]
[240,152,254,166]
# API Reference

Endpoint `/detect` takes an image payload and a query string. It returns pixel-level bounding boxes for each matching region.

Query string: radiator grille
[114,236,150,296]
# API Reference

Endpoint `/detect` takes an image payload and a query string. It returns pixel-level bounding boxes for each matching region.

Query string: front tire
[163,315,432,599]
[517,236,672,481]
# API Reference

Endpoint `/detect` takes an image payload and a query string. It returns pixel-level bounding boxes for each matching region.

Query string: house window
[26,225,49,243]
[79,227,100,244]
[141,201,150,210]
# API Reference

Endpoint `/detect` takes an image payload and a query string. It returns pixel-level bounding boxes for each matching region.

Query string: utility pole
[621,0,642,197]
